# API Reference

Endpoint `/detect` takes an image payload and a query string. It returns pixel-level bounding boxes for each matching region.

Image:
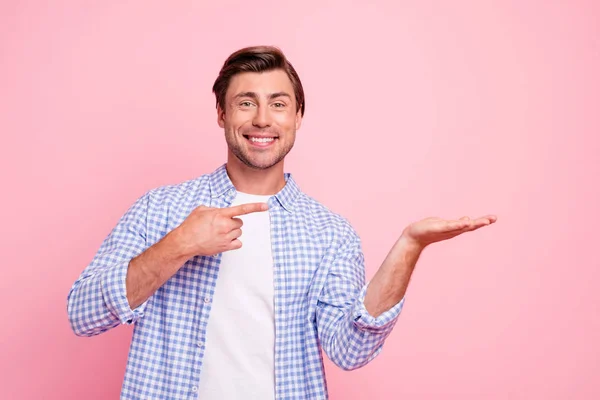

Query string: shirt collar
[208,163,301,213]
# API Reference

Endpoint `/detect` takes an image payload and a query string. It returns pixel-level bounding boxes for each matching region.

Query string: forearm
[126,228,192,309]
[364,235,423,317]
[317,235,407,370]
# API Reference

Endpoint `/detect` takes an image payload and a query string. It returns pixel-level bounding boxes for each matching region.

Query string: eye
[240,101,255,107]
[272,102,286,108]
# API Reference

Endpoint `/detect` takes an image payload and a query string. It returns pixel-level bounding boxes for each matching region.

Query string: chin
[241,158,282,170]
[228,142,291,171]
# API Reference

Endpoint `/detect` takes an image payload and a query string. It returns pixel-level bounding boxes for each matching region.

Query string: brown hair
[212,46,306,116]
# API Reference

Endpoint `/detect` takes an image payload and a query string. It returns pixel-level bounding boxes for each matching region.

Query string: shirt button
[197,340,202,347]
[192,386,198,392]
[204,297,211,303]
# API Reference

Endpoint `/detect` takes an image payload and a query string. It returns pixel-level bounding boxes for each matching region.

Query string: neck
[226,153,287,195]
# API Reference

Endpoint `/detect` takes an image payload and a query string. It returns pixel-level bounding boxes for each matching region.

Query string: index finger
[220,202,269,218]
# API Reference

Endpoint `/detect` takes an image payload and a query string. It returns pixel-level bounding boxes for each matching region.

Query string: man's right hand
[125,202,269,309]
[173,203,269,258]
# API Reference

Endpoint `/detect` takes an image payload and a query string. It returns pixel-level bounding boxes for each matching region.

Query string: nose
[252,104,272,128]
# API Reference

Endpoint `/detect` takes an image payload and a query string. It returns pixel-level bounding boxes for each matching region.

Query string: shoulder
[147,175,209,202]
[132,173,212,215]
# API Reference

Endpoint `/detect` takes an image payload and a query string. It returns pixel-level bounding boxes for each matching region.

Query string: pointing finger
[221,202,269,218]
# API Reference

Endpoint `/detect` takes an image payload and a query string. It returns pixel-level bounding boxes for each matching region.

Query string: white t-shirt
[196,191,275,400]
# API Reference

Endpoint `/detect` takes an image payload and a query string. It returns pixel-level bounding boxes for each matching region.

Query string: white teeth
[250,137,274,143]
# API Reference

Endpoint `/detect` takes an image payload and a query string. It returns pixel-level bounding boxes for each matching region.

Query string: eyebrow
[233,91,292,101]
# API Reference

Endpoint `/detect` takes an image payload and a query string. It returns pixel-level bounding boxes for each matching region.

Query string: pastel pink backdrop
[1,1,598,399]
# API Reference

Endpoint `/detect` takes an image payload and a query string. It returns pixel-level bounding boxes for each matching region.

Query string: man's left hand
[401,214,498,250]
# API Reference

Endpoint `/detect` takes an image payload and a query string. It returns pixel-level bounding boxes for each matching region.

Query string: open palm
[402,214,497,248]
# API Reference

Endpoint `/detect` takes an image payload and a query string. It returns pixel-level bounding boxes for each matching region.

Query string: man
[67,45,496,400]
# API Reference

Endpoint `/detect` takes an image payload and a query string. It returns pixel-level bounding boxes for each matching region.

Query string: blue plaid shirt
[67,164,405,400]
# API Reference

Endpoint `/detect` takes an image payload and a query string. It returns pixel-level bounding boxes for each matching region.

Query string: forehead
[226,69,295,99]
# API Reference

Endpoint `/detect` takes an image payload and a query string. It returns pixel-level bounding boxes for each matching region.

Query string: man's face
[218,69,302,170]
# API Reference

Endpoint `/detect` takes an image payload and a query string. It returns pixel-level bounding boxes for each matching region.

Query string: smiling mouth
[243,135,278,146]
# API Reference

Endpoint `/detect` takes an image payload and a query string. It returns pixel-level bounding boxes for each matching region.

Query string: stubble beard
[225,129,295,170]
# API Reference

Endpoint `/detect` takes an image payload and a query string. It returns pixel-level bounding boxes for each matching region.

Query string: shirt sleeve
[315,223,405,371]
[67,191,152,337]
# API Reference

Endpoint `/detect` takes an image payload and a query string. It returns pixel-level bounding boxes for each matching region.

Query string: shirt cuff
[352,283,405,330]
[101,260,147,325]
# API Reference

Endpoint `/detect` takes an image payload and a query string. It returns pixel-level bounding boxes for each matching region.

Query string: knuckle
[196,205,212,213]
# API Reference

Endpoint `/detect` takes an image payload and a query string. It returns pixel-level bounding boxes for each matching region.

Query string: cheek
[275,112,297,129]
[223,112,242,130]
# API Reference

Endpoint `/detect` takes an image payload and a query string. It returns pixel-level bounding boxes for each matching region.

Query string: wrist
[164,227,196,261]
[398,233,426,255]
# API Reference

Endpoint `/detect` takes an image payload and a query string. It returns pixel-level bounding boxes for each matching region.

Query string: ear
[295,109,303,131]
[217,105,226,128]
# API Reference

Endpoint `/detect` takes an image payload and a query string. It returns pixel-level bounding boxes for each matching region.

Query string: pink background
[1,1,599,399]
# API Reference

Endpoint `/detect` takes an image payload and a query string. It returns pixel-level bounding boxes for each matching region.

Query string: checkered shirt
[67,164,405,399]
